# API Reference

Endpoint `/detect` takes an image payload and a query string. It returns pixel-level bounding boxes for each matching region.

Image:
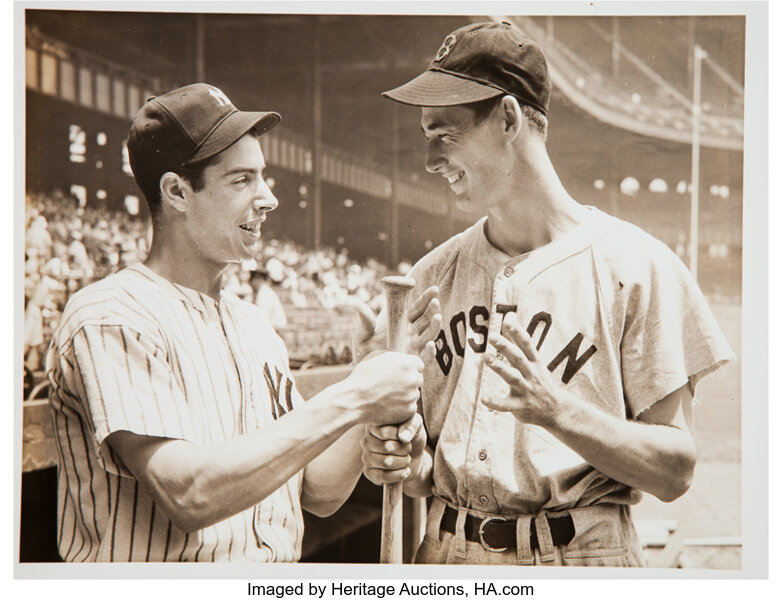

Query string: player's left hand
[352,302,385,364]
[481,312,566,428]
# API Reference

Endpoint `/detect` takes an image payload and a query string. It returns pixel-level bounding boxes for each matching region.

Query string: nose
[253,179,279,212]
[425,138,445,174]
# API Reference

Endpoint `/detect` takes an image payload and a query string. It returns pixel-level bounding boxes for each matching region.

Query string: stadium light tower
[689,44,706,282]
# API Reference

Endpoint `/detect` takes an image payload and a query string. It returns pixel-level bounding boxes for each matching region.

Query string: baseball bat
[379,275,416,564]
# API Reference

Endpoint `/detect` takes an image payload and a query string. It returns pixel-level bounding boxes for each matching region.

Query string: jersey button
[478,450,487,461]
[479,495,489,504]
[503,267,514,277]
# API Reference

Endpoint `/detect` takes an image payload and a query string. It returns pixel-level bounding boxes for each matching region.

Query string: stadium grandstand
[21,10,745,566]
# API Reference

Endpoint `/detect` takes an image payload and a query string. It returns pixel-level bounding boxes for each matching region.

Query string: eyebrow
[221,166,266,179]
[421,118,453,135]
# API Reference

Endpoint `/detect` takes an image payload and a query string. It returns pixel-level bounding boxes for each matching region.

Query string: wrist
[545,389,580,432]
[311,377,367,429]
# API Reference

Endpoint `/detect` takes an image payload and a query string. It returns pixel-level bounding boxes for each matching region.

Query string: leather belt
[440,505,575,553]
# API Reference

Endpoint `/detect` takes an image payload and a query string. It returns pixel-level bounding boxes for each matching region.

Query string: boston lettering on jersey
[263,363,294,419]
[433,304,597,385]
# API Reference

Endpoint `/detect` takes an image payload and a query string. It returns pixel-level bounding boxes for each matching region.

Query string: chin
[455,196,482,214]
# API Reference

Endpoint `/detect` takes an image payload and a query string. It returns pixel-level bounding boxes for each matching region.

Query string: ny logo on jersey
[207,86,232,107]
[263,363,294,419]
[433,304,597,385]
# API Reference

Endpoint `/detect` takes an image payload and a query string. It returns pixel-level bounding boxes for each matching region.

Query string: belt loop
[426,497,446,541]
[534,513,555,562]
[515,516,534,565]
[453,508,468,559]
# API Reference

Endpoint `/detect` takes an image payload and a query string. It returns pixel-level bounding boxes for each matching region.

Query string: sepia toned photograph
[15,1,768,581]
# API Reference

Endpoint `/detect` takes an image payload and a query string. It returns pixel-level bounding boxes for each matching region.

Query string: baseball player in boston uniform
[360,21,735,566]
[46,83,431,562]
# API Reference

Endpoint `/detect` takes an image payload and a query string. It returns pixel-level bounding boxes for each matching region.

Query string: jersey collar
[128,262,218,314]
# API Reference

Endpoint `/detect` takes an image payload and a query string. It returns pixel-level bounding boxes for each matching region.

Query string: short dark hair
[466,95,549,140]
[140,155,214,220]
[176,158,213,193]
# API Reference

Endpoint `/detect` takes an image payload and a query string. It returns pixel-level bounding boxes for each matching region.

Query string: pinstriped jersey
[47,262,305,562]
[404,207,734,515]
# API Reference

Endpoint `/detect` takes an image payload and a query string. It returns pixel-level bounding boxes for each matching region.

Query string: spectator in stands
[359,21,734,567]
[24,275,64,374]
[26,214,52,261]
[67,230,93,280]
[46,83,432,562]
[251,264,288,331]
[222,262,255,302]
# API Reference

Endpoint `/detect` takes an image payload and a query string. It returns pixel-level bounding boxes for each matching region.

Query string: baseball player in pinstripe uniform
[359,22,735,566]
[46,83,432,562]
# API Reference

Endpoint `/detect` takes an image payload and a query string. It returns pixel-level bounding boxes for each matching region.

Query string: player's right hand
[406,286,441,364]
[347,350,423,425]
[361,413,427,485]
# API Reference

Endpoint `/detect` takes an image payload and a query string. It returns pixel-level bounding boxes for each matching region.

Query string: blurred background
[21,9,744,568]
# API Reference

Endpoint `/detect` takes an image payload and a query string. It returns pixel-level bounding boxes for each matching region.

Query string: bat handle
[379,275,415,564]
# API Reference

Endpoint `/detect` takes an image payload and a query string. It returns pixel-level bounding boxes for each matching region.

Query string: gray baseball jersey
[405,206,734,515]
[47,262,305,561]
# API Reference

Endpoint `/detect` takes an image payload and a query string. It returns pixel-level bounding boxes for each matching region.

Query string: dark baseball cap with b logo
[127,83,280,198]
[382,21,551,115]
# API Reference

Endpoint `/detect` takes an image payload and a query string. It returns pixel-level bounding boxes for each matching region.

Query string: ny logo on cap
[435,34,457,61]
[207,86,232,107]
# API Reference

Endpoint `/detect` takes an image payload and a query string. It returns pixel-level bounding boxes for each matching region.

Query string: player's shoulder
[53,264,167,346]
[590,209,688,277]
[408,218,484,284]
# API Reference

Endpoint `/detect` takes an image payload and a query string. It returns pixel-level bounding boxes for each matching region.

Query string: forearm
[141,381,363,531]
[125,350,423,532]
[300,424,364,517]
[548,394,697,502]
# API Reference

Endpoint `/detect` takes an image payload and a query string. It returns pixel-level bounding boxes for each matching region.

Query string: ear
[498,95,524,141]
[159,172,188,213]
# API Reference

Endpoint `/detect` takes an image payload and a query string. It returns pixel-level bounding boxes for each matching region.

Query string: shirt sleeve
[60,322,194,475]
[619,243,736,418]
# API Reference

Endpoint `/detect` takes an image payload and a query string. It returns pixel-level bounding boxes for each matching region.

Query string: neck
[143,220,227,299]
[485,145,587,257]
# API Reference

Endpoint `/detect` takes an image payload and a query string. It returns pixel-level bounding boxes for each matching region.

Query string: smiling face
[421,103,511,213]
[180,133,278,267]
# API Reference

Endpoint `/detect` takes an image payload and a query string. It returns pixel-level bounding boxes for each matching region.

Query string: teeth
[447,172,463,184]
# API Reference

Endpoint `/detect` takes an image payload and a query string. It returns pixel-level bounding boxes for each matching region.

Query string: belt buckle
[478,516,509,552]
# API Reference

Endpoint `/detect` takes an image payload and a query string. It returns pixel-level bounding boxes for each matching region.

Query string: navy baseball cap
[382,21,551,115]
[127,83,280,198]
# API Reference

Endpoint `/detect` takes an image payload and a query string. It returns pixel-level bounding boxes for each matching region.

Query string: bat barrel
[381,276,415,353]
[379,275,415,564]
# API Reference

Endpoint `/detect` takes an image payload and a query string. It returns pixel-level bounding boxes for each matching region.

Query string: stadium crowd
[23,191,393,393]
